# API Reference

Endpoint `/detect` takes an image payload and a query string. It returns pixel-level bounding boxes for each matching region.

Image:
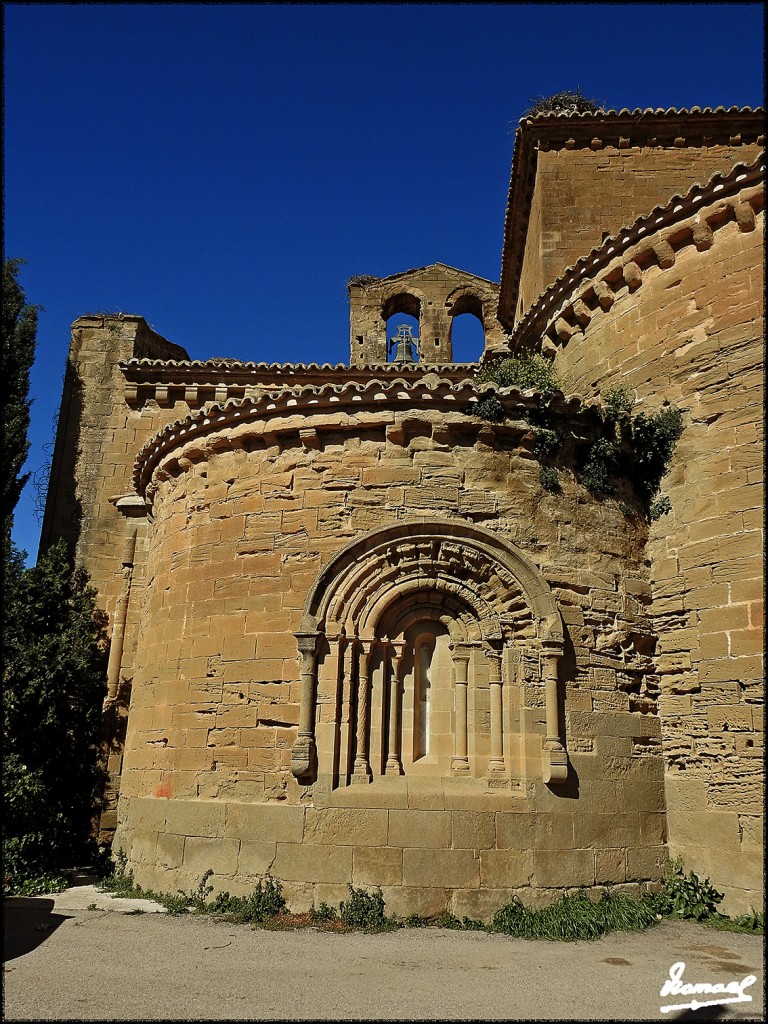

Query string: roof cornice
[497,106,765,330]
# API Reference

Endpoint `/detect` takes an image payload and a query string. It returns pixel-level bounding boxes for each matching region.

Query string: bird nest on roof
[523,90,604,117]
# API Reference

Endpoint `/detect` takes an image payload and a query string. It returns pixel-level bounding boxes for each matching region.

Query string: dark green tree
[2,258,39,563]
[3,541,109,880]
[2,261,109,887]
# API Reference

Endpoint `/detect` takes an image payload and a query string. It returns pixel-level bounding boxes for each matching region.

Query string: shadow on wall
[38,362,84,560]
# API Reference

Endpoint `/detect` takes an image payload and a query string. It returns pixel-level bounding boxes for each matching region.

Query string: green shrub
[98,850,144,900]
[208,876,286,923]
[602,386,634,420]
[533,427,561,459]
[309,901,337,922]
[649,858,725,922]
[539,466,560,492]
[581,438,621,495]
[405,913,428,928]
[471,394,506,422]
[3,540,109,884]
[434,911,464,929]
[339,885,389,930]
[476,355,562,396]
[5,871,69,896]
[649,495,672,521]
[704,909,763,934]
[491,889,657,941]
[631,407,684,500]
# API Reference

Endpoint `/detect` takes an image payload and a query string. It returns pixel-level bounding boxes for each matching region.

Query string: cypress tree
[1,258,39,563]
[1,260,109,887]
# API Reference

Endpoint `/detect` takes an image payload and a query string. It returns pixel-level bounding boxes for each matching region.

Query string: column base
[384,762,402,777]
[351,762,373,784]
[451,758,470,772]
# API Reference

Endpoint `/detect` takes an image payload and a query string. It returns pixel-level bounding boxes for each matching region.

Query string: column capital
[295,631,320,656]
[448,642,472,663]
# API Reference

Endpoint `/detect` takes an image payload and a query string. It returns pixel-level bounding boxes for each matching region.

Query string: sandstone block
[403,848,480,889]
[388,809,451,849]
[381,885,448,920]
[625,846,667,881]
[573,813,640,850]
[237,841,277,878]
[224,802,304,843]
[164,799,226,838]
[451,812,496,850]
[353,847,403,887]
[489,812,530,850]
[594,848,626,884]
[534,849,595,887]
[626,774,667,815]
[480,849,535,888]
[183,835,240,877]
[273,842,352,883]
[304,807,388,847]
[405,778,446,810]
[128,796,170,833]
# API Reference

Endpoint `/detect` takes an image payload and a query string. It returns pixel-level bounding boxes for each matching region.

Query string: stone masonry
[41,105,764,918]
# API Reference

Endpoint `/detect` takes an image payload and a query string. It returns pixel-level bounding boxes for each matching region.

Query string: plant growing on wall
[467,365,683,521]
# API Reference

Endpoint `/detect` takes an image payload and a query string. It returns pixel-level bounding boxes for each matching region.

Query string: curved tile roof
[131,375,600,497]
[517,105,763,123]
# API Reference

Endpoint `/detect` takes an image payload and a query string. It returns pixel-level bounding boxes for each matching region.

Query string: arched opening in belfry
[382,292,421,363]
[448,293,485,362]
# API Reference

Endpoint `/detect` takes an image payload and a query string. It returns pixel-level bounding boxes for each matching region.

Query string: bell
[390,324,417,363]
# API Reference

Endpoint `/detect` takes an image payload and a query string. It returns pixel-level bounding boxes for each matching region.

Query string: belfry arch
[347,263,506,364]
[290,521,568,787]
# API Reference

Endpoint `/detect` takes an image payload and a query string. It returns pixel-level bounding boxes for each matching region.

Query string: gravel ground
[2,890,764,1021]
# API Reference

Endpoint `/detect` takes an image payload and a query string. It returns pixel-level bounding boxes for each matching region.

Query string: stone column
[542,647,568,784]
[487,646,505,774]
[385,641,405,776]
[104,526,138,710]
[352,638,374,783]
[290,631,320,779]
[450,644,471,772]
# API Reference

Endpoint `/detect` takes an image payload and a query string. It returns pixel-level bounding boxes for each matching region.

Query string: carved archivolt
[291,521,567,786]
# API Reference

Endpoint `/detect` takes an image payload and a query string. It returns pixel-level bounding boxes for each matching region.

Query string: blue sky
[4,3,764,563]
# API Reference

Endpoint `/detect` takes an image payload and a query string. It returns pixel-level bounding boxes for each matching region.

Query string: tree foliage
[3,540,109,881]
[2,258,39,561]
[2,261,109,887]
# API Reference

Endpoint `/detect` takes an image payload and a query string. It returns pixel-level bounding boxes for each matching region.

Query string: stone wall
[501,112,764,326]
[112,384,669,917]
[519,169,764,914]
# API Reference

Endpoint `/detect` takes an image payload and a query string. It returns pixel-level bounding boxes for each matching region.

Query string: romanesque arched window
[290,522,568,789]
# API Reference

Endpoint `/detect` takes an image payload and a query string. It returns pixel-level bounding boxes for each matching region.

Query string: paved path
[3,889,764,1021]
